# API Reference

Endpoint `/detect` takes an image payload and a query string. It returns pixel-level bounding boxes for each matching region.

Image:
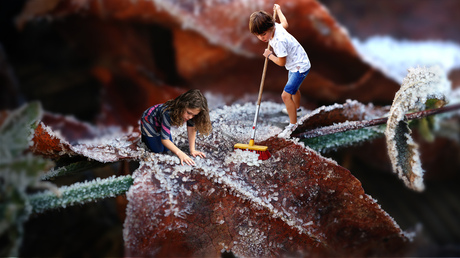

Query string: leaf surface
[123,136,409,257]
[27,101,410,256]
[385,66,451,191]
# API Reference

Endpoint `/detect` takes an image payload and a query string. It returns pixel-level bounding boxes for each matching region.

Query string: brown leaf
[30,122,76,159]
[293,100,389,135]
[28,99,410,256]
[16,0,400,128]
[30,112,143,162]
[123,135,409,257]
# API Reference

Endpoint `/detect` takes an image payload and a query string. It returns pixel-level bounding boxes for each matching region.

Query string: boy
[249,4,311,130]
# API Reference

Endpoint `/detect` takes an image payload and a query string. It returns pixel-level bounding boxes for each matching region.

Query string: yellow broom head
[234,140,271,160]
[233,143,268,152]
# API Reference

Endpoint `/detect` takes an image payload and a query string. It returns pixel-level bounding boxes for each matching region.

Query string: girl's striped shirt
[141,104,194,140]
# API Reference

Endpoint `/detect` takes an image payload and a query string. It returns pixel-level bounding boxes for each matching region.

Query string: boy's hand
[274,4,281,12]
[263,49,272,58]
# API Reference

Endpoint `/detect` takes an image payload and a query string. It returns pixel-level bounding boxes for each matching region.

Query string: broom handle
[256,10,276,106]
[250,9,277,144]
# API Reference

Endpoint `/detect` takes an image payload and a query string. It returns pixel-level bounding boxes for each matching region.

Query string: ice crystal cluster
[385,65,451,191]
[171,101,283,158]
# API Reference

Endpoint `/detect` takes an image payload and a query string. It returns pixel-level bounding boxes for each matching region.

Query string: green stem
[29,175,133,214]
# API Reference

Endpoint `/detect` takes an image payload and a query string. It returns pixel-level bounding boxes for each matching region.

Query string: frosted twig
[292,103,460,139]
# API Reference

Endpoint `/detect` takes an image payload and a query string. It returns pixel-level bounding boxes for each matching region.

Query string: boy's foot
[282,108,302,115]
[285,123,296,130]
[278,123,296,138]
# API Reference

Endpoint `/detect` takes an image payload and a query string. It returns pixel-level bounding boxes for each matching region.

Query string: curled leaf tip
[385,65,451,191]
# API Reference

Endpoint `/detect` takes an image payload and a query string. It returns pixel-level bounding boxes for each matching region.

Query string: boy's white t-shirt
[269,23,311,73]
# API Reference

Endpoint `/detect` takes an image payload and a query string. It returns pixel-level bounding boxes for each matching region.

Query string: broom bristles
[255,149,271,160]
[234,145,271,160]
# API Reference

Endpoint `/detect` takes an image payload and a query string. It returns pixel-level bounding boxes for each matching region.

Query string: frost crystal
[225,149,262,167]
[385,65,451,191]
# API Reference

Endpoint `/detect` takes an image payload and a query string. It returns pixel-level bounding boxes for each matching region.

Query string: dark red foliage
[124,136,410,257]
[15,0,400,128]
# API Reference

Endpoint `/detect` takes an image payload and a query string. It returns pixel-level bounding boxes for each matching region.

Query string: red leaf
[30,112,143,162]
[30,122,76,159]
[28,100,411,256]
[16,0,400,128]
[123,136,410,257]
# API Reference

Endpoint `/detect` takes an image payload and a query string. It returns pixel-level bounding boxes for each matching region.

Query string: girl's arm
[274,4,288,29]
[187,126,206,158]
[161,138,196,166]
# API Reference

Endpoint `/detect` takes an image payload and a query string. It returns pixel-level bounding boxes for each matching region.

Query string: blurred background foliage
[1,0,460,257]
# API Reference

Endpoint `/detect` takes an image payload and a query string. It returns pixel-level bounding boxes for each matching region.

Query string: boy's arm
[264,49,287,67]
[274,4,288,29]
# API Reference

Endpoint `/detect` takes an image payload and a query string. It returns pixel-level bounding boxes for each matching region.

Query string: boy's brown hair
[249,10,275,35]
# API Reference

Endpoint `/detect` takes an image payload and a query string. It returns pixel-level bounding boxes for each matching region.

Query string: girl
[140,89,212,166]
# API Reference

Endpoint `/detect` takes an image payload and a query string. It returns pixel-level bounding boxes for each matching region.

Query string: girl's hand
[190,150,206,159]
[177,151,196,166]
[263,49,272,58]
[274,4,280,11]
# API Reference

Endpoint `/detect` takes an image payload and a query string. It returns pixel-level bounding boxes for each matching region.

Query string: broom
[234,10,276,160]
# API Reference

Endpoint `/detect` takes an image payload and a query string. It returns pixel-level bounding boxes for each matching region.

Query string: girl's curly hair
[163,89,212,135]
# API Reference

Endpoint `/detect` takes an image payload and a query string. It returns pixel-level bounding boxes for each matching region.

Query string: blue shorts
[142,134,172,153]
[284,69,310,95]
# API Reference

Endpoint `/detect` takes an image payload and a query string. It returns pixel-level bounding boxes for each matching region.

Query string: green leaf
[29,175,133,214]
[417,117,435,142]
[0,102,42,161]
[41,160,109,180]
[302,126,384,153]
[0,102,53,257]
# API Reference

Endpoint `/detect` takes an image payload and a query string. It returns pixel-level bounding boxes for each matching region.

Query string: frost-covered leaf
[30,122,76,159]
[290,100,388,152]
[40,160,107,180]
[122,102,410,257]
[303,127,384,153]
[0,102,54,257]
[25,101,411,256]
[30,112,145,162]
[1,101,41,159]
[123,136,410,257]
[385,66,451,191]
[29,175,133,213]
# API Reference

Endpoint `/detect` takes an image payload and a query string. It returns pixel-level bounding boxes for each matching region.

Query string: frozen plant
[385,65,451,191]
[29,175,133,213]
[0,102,54,257]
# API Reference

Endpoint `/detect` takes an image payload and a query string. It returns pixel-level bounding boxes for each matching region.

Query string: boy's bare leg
[281,90,297,124]
[293,90,301,110]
